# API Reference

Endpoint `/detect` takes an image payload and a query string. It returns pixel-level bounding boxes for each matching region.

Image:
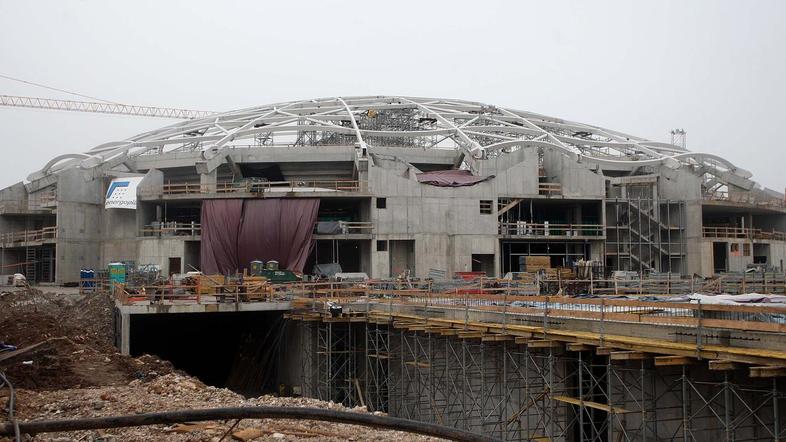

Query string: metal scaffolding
[296,317,786,441]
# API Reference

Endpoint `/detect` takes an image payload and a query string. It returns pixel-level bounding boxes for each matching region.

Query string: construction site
[2,95,786,441]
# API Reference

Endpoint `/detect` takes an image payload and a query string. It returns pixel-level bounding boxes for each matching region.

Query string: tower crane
[0,94,214,119]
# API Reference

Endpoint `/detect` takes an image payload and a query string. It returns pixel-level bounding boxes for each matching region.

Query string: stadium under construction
[3,96,786,440]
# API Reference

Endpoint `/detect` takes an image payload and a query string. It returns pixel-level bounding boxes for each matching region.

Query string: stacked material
[524,256,551,272]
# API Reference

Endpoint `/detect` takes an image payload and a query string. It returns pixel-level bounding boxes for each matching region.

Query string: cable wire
[0,73,121,104]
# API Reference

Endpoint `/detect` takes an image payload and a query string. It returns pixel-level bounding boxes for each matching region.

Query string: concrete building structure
[1,96,784,284]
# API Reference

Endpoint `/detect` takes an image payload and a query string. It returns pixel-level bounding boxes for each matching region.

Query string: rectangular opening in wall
[389,240,415,277]
[753,243,769,265]
[743,243,751,257]
[376,240,388,252]
[376,198,386,209]
[713,242,728,273]
[168,257,182,276]
[471,254,495,276]
[480,200,493,214]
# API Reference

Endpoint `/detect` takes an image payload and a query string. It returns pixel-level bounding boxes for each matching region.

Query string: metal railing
[141,222,201,237]
[142,180,367,196]
[110,277,786,335]
[314,221,373,235]
[0,227,57,245]
[702,226,786,241]
[138,220,373,237]
[704,190,786,209]
[498,222,603,237]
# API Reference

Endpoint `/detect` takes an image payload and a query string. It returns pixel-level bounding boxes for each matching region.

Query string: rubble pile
[10,373,441,441]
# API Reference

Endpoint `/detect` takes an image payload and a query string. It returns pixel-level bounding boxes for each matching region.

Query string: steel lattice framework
[28,96,756,191]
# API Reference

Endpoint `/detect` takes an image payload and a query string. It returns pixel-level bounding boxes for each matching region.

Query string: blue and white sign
[105,177,144,209]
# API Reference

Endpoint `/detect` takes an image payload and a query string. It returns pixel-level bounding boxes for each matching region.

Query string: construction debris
[10,373,442,441]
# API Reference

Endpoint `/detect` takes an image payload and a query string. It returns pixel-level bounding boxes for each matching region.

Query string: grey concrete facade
[1,97,784,283]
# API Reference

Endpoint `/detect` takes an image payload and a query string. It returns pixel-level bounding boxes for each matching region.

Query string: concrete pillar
[200,170,217,191]
[119,312,131,355]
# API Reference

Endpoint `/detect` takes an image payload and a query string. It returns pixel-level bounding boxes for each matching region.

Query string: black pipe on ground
[0,406,498,442]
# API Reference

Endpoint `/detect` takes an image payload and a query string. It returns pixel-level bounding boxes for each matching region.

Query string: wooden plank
[552,395,630,414]
[708,360,741,371]
[610,351,649,361]
[654,356,697,366]
[405,361,430,369]
[595,347,615,356]
[457,332,485,339]
[514,337,530,344]
[566,343,594,352]
[750,366,786,378]
[527,340,562,349]
[482,335,513,342]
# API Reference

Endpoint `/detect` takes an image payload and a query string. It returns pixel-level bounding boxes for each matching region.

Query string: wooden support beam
[552,395,630,414]
[514,337,530,345]
[654,356,698,366]
[527,340,562,349]
[457,332,485,339]
[750,366,786,378]
[497,198,523,216]
[596,347,615,356]
[566,343,595,352]
[482,335,513,342]
[708,360,742,371]
[405,361,430,369]
[610,351,649,361]
[425,327,451,334]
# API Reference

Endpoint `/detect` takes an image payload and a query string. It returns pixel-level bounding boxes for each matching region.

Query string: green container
[108,263,126,285]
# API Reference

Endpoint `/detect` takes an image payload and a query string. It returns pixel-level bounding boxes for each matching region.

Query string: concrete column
[119,312,131,355]
[200,170,217,191]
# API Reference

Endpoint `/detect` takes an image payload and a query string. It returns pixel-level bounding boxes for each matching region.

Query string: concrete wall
[137,238,186,276]
[55,169,104,284]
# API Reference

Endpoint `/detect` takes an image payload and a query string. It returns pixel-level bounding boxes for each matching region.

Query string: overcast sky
[1,1,785,190]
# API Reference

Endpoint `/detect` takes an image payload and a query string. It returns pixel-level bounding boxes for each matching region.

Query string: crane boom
[0,94,214,120]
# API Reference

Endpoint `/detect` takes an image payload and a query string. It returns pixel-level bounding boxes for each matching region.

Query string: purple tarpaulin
[415,169,494,187]
[200,198,320,274]
[200,200,243,275]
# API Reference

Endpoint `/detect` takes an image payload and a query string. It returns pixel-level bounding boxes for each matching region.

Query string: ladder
[24,246,37,282]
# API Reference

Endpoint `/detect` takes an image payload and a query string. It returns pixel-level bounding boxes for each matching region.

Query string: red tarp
[200,199,320,274]
[415,169,493,187]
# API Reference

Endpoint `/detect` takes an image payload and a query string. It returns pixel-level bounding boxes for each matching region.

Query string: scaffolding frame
[293,312,786,441]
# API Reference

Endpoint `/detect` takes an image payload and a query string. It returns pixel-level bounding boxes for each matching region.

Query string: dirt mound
[0,287,175,390]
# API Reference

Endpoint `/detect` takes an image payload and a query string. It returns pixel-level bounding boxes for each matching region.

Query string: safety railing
[140,222,201,237]
[702,226,786,241]
[314,221,373,235]
[498,222,603,237]
[0,226,57,245]
[107,275,786,335]
[704,190,786,209]
[144,180,367,196]
[538,183,561,195]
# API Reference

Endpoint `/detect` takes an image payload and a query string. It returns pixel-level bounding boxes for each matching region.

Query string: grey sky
[1,0,785,190]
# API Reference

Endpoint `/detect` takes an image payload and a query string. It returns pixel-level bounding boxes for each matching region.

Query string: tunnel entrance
[129,311,287,396]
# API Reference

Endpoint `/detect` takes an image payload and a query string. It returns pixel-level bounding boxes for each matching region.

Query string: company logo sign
[105,177,144,209]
